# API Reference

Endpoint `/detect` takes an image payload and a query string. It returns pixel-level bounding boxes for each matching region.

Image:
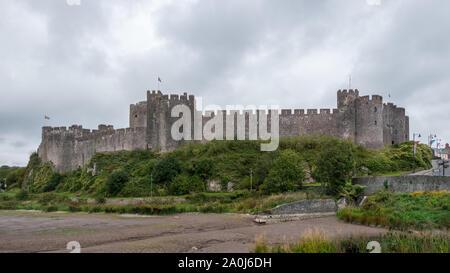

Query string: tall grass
[253,229,449,253]
[337,190,450,230]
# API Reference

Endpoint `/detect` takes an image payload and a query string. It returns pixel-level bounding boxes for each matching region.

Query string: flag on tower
[158,77,162,83]
[44,115,50,120]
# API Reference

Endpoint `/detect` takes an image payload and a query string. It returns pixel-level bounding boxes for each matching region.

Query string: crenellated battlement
[337,89,360,96]
[42,124,146,140]
[358,95,383,104]
[279,108,335,117]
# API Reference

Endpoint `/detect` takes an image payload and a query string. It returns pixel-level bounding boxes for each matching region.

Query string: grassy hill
[5,136,433,197]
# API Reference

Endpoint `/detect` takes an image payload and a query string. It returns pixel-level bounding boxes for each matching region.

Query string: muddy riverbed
[0,210,387,253]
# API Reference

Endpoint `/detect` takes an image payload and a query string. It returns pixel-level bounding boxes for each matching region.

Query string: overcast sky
[1,0,449,166]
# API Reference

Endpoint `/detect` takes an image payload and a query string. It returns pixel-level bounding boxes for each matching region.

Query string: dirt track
[0,210,387,253]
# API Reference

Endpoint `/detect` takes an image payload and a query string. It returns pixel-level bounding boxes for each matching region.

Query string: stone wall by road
[352,175,450,195]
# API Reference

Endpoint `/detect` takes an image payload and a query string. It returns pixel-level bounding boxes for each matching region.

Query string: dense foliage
[4,136,433,197]
[261,149,305,194]
[356,142,432,175]
[312,139,357,194]
[0,165,25,190]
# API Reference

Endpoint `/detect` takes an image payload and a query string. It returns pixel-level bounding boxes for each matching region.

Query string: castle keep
[38,89,409,173]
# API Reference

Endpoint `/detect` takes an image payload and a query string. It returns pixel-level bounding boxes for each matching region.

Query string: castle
[38,89,409,173]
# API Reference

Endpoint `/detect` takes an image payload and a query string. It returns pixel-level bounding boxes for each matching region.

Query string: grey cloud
[0,0,449,165]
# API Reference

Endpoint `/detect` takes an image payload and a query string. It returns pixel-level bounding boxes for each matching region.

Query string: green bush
[313,138,357,195]
[261,150,305,194]
[168,174,205,195]
[15,190,29,201]
[253,153,275,189]
[57,169,82,192]
[337,184,366,205]
[119,176,153,197]
[152,157,182,185]
[5,167,26,189]
[188,158,213,180]
[105,169,129,196]
[29,163,63,193]
[356,142,432,175]
[21,152,41,190]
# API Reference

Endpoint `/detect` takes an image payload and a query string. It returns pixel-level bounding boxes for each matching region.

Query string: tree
[152,157,182,185]
[105,169,129,196]
[189,158,213,180]
[254,153,275,188]
[261,149,305,194]
[313,139,357,195]
[5,167,26,189]
[168,174,205,195]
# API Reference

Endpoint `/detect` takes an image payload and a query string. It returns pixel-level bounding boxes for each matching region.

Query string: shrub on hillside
[29,163,63,193]
[261,150,305,194]
[253,153,275,189]
[119,176,154,197]
[152,156,182,184]
[313,138,357,195]
[188,158,213,180]
[105,169,130,196]
[21,152,41,190]
[168,174,205,195]
[56,169,82,192]
[5,167,26,189]
[356,142,432,175]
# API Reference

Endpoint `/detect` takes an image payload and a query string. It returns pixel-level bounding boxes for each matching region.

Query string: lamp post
[413,133,421,173]
[250,168,253,191]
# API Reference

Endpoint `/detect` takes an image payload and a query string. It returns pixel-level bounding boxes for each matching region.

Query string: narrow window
[135,114,138,118]
[374,107,377,112]
[374,120,377,126]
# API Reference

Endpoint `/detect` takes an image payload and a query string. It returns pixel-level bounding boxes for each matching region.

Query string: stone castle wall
[38,125,146,173]
[38,89,410,173]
